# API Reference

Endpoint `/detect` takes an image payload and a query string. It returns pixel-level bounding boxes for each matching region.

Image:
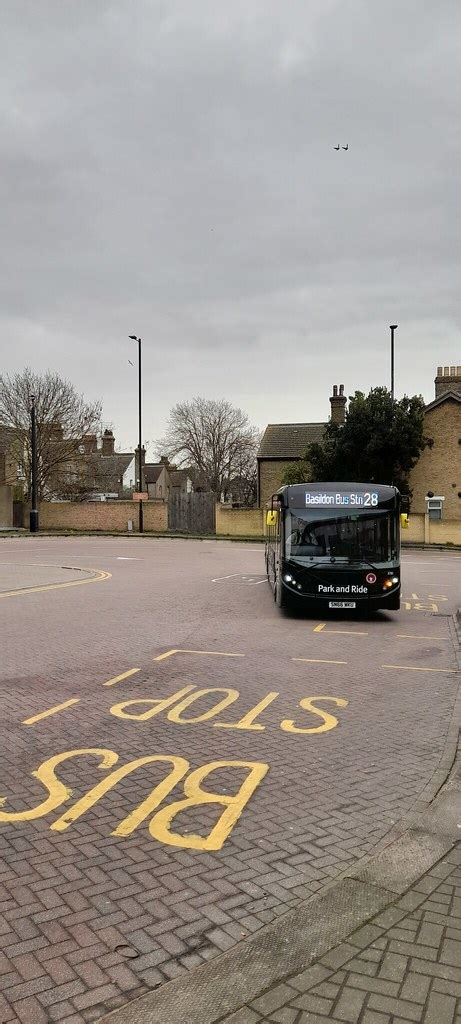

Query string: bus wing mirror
[400,513,409,529]
[266,510,278,527]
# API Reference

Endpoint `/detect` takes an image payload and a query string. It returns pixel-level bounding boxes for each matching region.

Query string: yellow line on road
[23,698,80,725]
[313,624,368,636]
[154,649,244,662]
[293,658,348,665]
[102,668,141,687]
[0,567,111,598]
[382,665,457,673]
[396,634,449,641]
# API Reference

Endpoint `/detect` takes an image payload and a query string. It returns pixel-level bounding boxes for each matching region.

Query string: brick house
[52,429,133,500]
[408,365,461,519]
[144,461,169,500]
[257,385,346,507]
[144,457,195,500]
[0,426,19,488]
[257,369,461,522]
[0,426,19,528]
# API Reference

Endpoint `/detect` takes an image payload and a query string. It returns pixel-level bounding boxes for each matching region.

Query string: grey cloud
[1,0,460,450]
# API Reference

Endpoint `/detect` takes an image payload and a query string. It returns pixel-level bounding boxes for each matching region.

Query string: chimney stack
[82,434,97,455]
[329,383,347,426]
[435,365,461,399]
[101,429,115,456]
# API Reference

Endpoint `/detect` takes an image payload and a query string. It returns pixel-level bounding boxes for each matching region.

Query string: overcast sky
[1,0,460,455]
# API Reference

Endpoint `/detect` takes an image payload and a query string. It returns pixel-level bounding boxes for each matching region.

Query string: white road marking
[211,573,244,582]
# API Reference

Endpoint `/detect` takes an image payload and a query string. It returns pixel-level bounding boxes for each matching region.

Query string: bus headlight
[383,578,398,590]
[284,574,293,583]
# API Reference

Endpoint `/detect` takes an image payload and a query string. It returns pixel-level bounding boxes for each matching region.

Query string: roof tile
[258,422,326,459]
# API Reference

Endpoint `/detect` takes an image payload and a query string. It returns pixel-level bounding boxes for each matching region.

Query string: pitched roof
[425,391,461,413]
[144,464,163,484]
[258,422,326,459]
[86,452,133,483]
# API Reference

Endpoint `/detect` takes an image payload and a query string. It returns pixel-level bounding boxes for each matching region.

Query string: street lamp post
[390,325,398,401]
[129,335,144,534]
[29,394,39,533]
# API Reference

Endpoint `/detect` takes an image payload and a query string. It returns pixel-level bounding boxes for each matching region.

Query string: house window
[426,496,444,520]
[158,484,162,497]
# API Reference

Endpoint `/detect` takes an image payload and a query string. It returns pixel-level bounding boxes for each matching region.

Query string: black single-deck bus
[265,482,402,612]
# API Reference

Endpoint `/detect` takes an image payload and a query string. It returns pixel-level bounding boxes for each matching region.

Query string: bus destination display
[304,491,379,508]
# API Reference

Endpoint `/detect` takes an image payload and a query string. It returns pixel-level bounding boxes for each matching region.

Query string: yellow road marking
[382,665,457,673]
[0,567,111,599]
[102,669,141,687]
[23,698,81,725]
[292,658,348,665]
[396,634,449,641]
[154,649,244,662]
[313,624,368,636]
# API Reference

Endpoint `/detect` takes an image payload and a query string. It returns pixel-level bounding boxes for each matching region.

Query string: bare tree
[0,368,102,500]
[223,434,260,505]
[158,397,259,499]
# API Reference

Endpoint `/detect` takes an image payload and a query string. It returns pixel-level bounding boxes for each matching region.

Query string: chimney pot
[329,383,347,426]
[434,363,461,399]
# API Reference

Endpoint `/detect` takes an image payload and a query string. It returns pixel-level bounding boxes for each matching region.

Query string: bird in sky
[334,144,340,150]
[342,144,349,150]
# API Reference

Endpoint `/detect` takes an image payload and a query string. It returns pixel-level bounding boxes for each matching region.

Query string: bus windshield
[285,509,396,566]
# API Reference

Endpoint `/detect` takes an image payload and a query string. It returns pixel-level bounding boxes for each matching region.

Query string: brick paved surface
[0,538,459,1022]
[225,844,461,1024]
[0,562,95,592]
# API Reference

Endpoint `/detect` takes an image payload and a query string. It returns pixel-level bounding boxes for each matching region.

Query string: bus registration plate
[329,601,356,609]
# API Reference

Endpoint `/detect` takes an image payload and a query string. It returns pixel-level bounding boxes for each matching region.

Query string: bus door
[265,507,281,589]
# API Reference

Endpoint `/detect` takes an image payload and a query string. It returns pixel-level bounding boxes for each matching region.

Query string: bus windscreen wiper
[347,556,379,572]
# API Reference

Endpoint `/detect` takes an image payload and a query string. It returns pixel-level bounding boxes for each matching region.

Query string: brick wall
[0,485,13,528]
[143,502,168,531]
[402,513,461,545]
[259,460,299,507]
[403,513,425,543]
[216,506,264,537]
[408,400,461,518]
[427,518,461,545]
[38,500,168,533]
